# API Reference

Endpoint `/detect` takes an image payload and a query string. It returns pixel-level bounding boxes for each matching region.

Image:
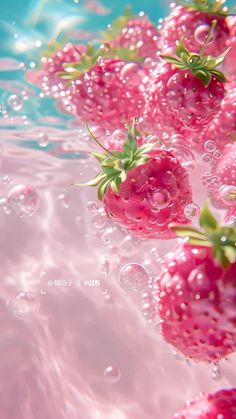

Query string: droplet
[7,184,39,216]
[7,94,23,111]
[204,140,216,152]
[91,211,107,229]
[118,263,148,293]
[2,175,12,188]
[9,292,39,319]
[151,188,171,209]
[184,203,200,220]
[37,132,49,148]
[168,145,196,173]
[103,366,121,383]
[119,235,140,257]
[57,194,70,208]
[86,200,99,213]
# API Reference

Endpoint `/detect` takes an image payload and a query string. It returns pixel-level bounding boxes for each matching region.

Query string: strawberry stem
[199,19,217,56]
[85,121,116,157]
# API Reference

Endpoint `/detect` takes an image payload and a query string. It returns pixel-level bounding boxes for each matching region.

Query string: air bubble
[202,153,213,163]
[119,235,140,257]
[91,211,107,229]
[7,94,23,111]
[37,132,49,148]
[118,263,148,293]
[204,140,216,152]
[103,366,121,383]
[86,201,99,213]
[194,24,212,45]
[184,203,200,220]
[219,185,236,206]
[151,188,171,209]
[7,184,39,216]
[9,292,39,319]
[168,145,196,173]
[213,150,222,159]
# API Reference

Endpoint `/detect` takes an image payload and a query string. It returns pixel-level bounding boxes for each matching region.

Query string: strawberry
[156,204,236,362]
[104,7,160,59]
[174,388,236,418]
[159,0,230,57]
[26,43,86,97]
[77,119,193,239]
[144,21,227,137]
[57,44,147,131]
[206,142,236,209]
[196,82,236,153]
[224,16,236,76]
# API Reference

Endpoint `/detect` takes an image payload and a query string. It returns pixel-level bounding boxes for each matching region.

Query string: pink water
[0,6,236,419]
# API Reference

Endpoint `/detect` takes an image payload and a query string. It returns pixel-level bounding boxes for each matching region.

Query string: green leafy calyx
[57,42,144,82]
[75,118,159,201]
[161,20,228,86]
[178,0,233,17]
[170,203,236,268]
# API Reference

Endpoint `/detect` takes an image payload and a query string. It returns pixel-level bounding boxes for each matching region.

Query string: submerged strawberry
[104,7,160,59]
[77,119,193,239]
[26,43,86,97]
[57,44,147,130]
[156,204,236,362]
[207,142,236,209]
[159,0,230,56]
[174,388,236,418]
[144,21,227,137]
[196,82,236,153]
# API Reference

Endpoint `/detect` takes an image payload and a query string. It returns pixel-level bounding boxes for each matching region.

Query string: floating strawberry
[206,142,236,209]
[57,44,147,130]
[103,6,160,59]
[26,42,86,97]
[196,82,236,153]
[156,204,236,362]
[77,119,193,239]
[174,388,236,418]
[224,15,236,76]
[144,21,227,137]
[159,0,230,57]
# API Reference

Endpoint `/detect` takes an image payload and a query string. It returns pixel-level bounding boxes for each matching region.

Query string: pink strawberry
[26,43,86,97]
[105,7,160,59]
[224,16,236,76]
[174,388,236,418]
[78,119,193,239]
[159,0,230,57]
[195,81,236,153]
[206,142,236,209]
[144,22,227,137]
[156,204,236,362]
[58,44,147,131]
